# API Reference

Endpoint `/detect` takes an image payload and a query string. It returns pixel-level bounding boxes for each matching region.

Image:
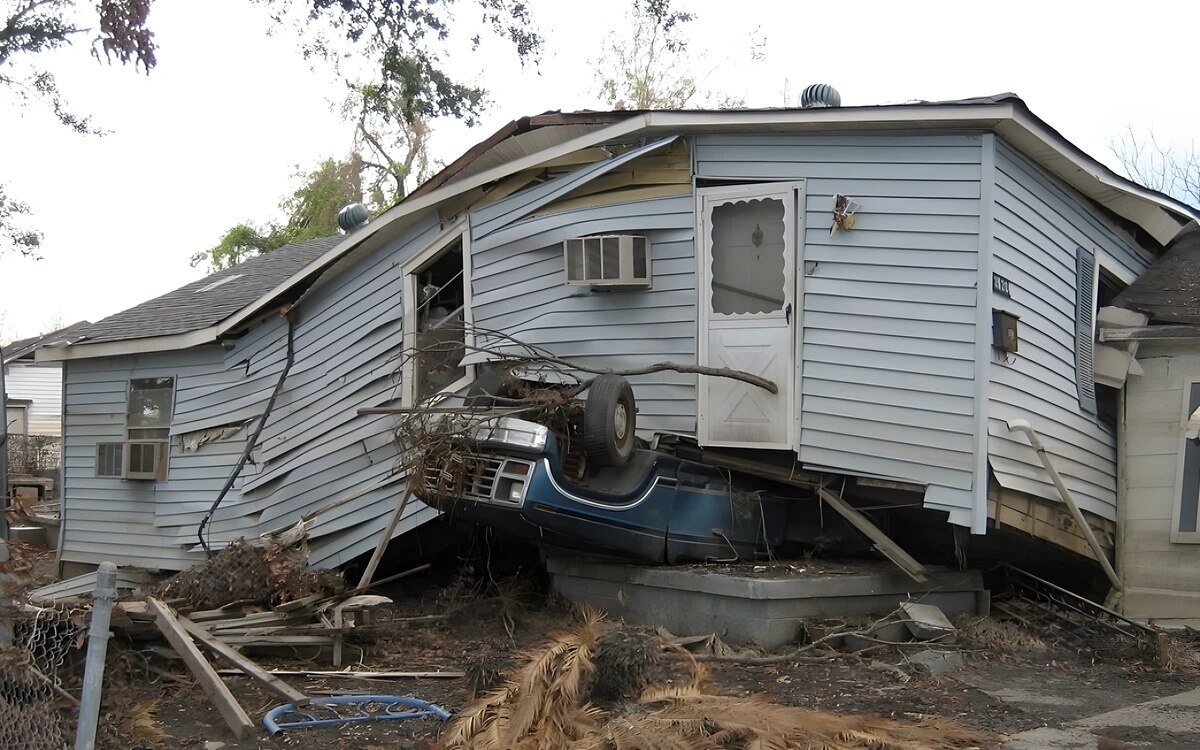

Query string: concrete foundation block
[548,558,987,650]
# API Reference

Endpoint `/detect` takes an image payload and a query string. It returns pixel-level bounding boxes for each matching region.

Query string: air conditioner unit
[563,235,651,288]
[124,440,168,481]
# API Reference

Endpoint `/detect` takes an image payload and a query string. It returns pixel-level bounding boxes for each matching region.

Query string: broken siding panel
[471,196,696,436]
[694,131,984,517]
[987,138,1150,521]
[309,496,439,570]
[4,362,63,435]
[471,137,680,242]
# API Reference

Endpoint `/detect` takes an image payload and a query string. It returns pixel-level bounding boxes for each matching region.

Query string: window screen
[710,198,786,315]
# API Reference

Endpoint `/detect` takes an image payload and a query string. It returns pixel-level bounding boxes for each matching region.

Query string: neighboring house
[1102,231,1200,624]
[39,92,1198,582]
[3,323,90,477]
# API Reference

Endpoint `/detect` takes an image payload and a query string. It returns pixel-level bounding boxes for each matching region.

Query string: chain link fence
[0,599,83,749]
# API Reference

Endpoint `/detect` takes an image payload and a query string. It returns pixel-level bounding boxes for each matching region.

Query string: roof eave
[35,326,221,362]
[62,100,1199,356]
[1001,110,1196,246]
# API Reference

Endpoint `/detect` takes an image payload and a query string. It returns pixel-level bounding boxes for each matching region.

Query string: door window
[709,198,786,315]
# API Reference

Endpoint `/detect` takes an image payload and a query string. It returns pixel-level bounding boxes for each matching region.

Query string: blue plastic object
[262,694,452,734]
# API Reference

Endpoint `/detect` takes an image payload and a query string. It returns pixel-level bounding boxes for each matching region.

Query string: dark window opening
[413,239,467,402]
[1094,267,1125,431]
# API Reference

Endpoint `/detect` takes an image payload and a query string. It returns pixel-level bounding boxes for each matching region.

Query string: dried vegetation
[443,608,1000,750]
[144,538,340,610]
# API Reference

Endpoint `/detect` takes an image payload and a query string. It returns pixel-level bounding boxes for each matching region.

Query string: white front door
[697,182,802,450]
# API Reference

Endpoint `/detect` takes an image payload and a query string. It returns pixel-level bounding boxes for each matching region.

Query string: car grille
[421,455,507,503]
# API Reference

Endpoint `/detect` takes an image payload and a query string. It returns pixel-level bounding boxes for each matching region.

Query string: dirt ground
[80,569,1196,749]
[6,542,1197,749]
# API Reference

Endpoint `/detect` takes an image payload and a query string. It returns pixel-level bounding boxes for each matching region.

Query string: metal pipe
[75,561,117,750]
[1006,419,1122,592]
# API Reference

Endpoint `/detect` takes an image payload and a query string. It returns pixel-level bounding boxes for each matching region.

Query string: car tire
[585,374,636,469]
[465,368,521,408]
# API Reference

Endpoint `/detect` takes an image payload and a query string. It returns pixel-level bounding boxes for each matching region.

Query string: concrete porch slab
[547,557,988,649]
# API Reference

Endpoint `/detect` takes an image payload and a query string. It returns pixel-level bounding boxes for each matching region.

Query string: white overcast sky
[2,0,1198,340]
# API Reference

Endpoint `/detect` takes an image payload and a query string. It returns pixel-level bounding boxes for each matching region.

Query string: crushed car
[413,372,791,564]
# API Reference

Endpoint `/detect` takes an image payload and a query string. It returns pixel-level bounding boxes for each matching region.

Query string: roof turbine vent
[337,202,370,233]
[800,84,841,109]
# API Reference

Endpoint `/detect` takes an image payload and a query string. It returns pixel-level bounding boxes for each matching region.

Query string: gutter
[1006,419,1122,594]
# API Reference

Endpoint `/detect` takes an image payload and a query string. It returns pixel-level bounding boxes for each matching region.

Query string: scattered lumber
[146,597,256,740]
[217,669,465,680]
[178,616,309,706]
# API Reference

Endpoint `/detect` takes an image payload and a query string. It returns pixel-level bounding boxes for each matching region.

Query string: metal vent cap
[337,202,370,233]
[800,84,841,109]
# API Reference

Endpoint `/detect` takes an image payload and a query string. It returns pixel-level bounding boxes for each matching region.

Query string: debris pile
[145,538,340,610]
[443,608,998,750]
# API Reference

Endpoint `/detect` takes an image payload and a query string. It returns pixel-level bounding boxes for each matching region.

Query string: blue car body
[418,418,788,564]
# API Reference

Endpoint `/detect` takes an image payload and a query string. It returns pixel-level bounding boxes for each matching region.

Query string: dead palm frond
[444,607,606,749]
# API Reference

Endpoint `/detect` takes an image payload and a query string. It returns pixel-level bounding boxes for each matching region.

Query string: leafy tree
[190,156,366,271]
[257,0,541,130]
[0,0,155,257]
[2,0,541,258]
[597,0,698,110]
[346,82,434,205]
[595,0,755,111]
[0,185,42,258]
[195,82,440,273]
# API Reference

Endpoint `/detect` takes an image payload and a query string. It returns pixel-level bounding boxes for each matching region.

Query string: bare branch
[1111,125,1200,208]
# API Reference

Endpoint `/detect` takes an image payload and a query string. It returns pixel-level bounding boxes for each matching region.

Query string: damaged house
[39,91,1198,614]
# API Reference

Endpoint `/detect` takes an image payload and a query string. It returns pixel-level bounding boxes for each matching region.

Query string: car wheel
[585,374,636,469]
[465,368,521,408]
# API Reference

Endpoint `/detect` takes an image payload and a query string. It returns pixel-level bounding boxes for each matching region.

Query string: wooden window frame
[1171,377,1200,544]
[401,220,475,407]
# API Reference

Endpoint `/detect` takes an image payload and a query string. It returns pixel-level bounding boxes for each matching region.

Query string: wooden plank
[177,615,309,706]
[146,598,255,740]
[816,487,929,583]
[218,669,465,679]
[1101,325,1200,342]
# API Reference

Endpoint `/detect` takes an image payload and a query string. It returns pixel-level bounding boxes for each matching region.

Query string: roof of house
[40,93,1200,362]
[70,235,343,346]
[2,321,92,364]
[1114,229,1200,324]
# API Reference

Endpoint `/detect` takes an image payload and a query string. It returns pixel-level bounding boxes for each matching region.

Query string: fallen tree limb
[486,354,779,394]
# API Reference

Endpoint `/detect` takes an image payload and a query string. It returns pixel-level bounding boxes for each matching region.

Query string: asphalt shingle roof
[1,321,92,363]
[75,236,343,345]
[1114,230,1200,324]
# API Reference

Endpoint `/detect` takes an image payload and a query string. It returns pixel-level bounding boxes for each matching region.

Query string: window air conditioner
[124,440,168,480]
[563,235,651,288]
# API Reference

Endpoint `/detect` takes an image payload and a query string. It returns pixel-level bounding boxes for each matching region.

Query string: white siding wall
[694,132,984,525]
[5,362,63,436]
[987,138,1152,521]
[472,195,699,435]
[1119,344,1200,623]
[61,214,444,571]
